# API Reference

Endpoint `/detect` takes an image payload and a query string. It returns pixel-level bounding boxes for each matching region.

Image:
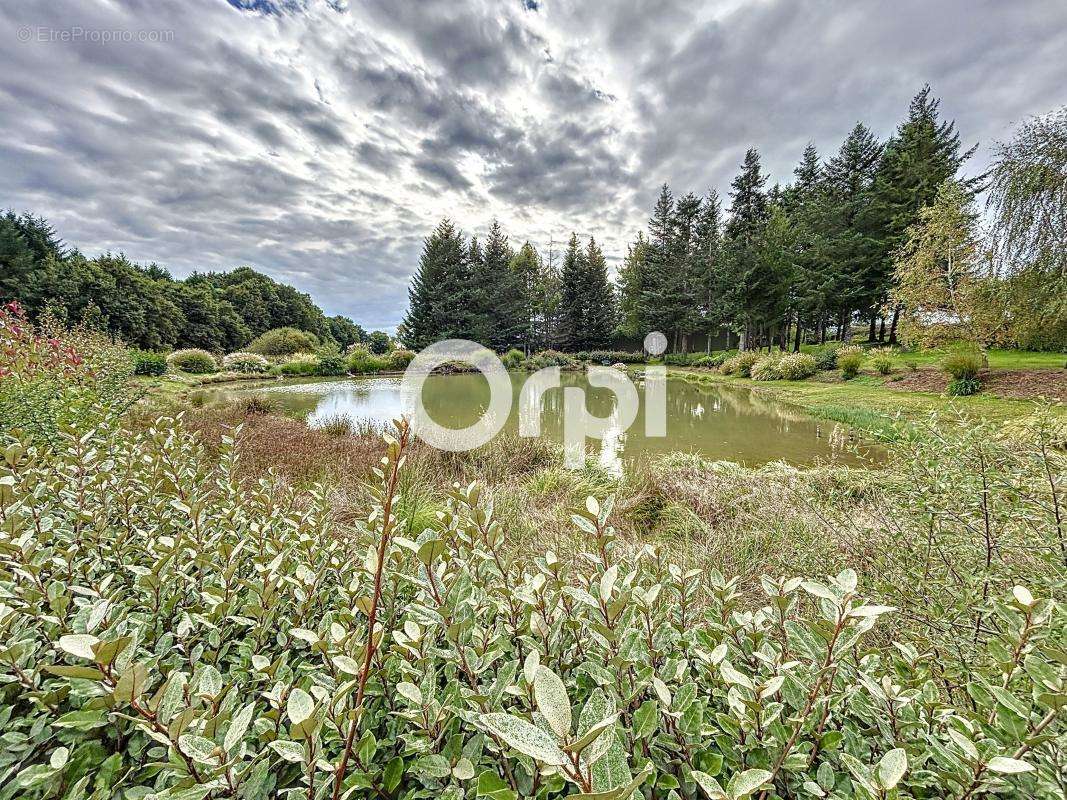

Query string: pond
[202,372,880,472]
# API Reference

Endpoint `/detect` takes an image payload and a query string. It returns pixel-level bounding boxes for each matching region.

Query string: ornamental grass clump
[222,351,269,374]
[942,348,985,396]
[720,351,759,377]
[167,348,218,374]
[749,354,783,381]
[777,352,818,380]
[1,407,1063,800]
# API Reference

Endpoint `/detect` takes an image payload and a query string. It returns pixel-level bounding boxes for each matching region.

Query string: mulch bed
[886,368,1067,402]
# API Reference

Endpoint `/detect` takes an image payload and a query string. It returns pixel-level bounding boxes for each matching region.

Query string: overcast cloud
[2,0,1064,329]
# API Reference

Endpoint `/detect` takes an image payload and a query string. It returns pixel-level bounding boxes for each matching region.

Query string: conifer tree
[400,219,470,349]
[724,148,771,348]
[616,233,649,338]
[557,233,587,350]
[582,237,616,349]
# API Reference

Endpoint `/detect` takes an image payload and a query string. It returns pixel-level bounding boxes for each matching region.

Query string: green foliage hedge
[0,416,1063,799]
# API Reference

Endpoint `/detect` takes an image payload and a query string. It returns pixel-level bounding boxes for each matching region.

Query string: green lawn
[673,369,1061,438]
[793,345,1064,370]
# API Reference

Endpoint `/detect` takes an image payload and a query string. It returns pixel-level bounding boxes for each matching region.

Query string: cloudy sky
[2,1,1064,330]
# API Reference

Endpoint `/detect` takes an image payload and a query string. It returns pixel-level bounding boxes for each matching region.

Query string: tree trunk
[793,316,802,352]
[878,315,886,342]
[888,306,901,345]
[868,314,877,342]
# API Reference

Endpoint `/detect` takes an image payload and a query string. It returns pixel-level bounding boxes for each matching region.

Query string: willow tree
[986,107,1067,349]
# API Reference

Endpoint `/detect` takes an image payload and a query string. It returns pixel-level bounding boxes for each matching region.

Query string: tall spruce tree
[582,237,617,349]
[641,184,676,338]
[557,233,587,350]
[823,123,883,338]
[724,148,771,348]
[400,219,470,349]
[616,233,649,338]
[865,85,976,341]
[693,191,727,349]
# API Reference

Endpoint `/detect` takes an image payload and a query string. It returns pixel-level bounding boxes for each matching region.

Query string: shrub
[1,414,1063,800]
[502,348,525,369]
[273,355,320,376]
[941,348,985,380]
[576,350,590,361]
[527,350,579,370]
[239,393,275,414]
[588,350,645,365]
[947,376,981,396]
[388,348,416,370]
[870,347,895,375]
[367,330,392,354]
[0,303,135,444]
[777,351,818,380]
[721,350,760,377]
[811,343,842,371]
[347,346,389,374]
[750,354,783,380]
[130,349,167,376]
[166,348,218,374]
[222,351,269,374]
[247,326,319,356]
[316,351,348,376]
[838,349,864,379]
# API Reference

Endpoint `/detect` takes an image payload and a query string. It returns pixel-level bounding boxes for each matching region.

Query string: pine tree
[478,220,522,350]
[693,191,727,348]
[557,233,586,350]
[782,144,830,348]
[823,123,883,337]
[865,85,976,341]
[582,237,616,349]
[641,184,676,339]
[509,242,542,353]
[399,219,470,349]
[616,233,649,338]
[724,148,771,347]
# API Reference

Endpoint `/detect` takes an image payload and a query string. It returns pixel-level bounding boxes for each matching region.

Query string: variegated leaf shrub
[0,412,1064,800]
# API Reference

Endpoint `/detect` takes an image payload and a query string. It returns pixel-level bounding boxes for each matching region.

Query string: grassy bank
[672,367,1063,437]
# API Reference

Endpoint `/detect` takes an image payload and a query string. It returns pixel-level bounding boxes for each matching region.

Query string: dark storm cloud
[1,0,1064,328]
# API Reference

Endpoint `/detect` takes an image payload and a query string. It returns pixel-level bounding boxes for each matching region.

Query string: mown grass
[793,344,1065,370]
[674,368,1060,437]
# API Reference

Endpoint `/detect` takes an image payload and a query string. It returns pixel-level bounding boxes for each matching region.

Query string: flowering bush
[247,327,319,356]
[222,351,269,374]
[0,415,1062,800]
[388,348,416,369]
[167,348,218,374]
[0,301,134,443]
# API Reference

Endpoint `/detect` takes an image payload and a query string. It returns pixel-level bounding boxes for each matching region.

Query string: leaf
[632,699,659,739]
[178,735,218,765]
[333,655,362,675]
[49,747,69,769]
[197,665,222,699]
[286,687,314,725]
[383,756,404,792]
[14,764,57,789]
[453,757,475,780]
[58,634,100,660]
[396,681,423,705]
[572,763,651,800]
[726,769,773,799]
[533,666,571,739]
[985,756,1034,774]
[480,713,567,765]
[43,664,105,680]
[113,663,148,704]
[600,565,619,603]
[800,581,836,601]
[575,688,617,766]
[692,770,727,799]
[876,748,907,790]
[224,703,255,752]
[1011,586,1035,607]
[52,709,108,730]
[848,605,896,618]
[268,740,305,763]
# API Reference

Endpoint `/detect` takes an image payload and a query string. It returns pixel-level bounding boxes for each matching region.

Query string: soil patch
[887,368,1066,402]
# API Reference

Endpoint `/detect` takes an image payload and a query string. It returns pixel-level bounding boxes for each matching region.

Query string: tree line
[400,220,615,352]
[404,86,1064,353]
[0,212,368,352]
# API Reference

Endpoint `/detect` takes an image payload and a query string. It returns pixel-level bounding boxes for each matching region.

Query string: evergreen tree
[557,233,587,350]
[865,85,976,341]
[693,191,728,347]
[616,233,649,338]
[400,219,470,349]
[823,123,883,337]
[480,220,523,350]
[582,237,616,349]
[724,148,771,347]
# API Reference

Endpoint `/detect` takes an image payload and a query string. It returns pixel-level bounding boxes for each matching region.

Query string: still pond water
[205,373,878,472]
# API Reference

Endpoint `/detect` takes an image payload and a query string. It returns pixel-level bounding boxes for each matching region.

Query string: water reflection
[204,372,879,470]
